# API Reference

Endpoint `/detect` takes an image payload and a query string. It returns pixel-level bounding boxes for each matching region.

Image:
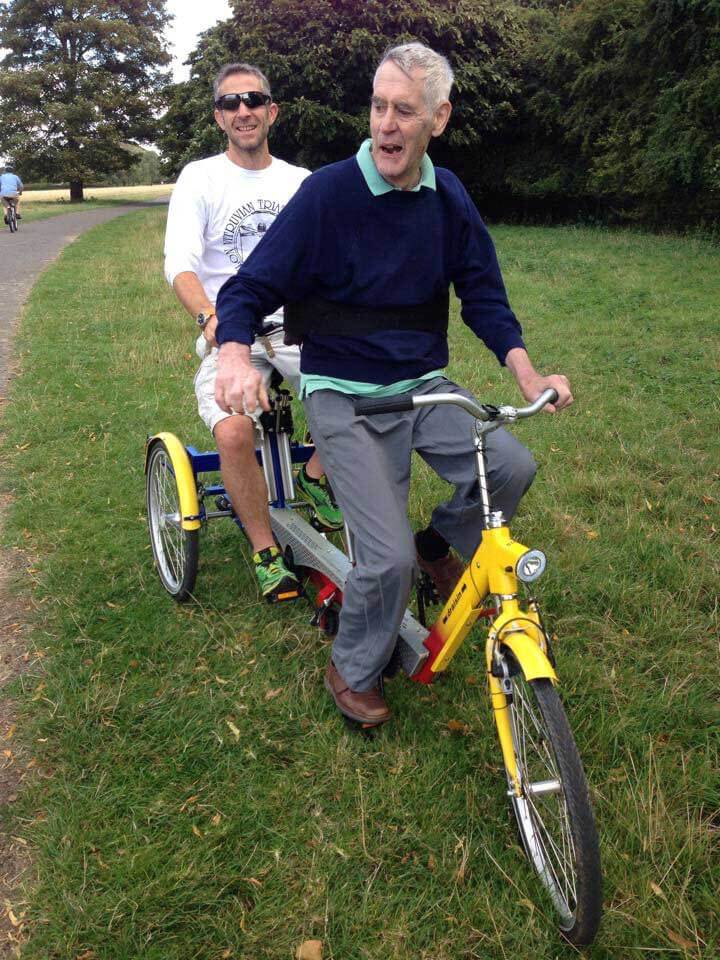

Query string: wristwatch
[196,309,216,329]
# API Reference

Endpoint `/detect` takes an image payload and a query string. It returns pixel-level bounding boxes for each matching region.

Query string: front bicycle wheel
[504,673,602,945]
[146,441,199,601]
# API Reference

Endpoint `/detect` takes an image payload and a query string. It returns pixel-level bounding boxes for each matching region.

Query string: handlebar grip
[354,394,415,416]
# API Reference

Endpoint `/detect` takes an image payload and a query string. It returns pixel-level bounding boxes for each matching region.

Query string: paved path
[0,202,165,400]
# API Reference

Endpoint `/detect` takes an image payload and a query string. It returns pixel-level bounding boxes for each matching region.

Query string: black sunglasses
[214,91,271,111]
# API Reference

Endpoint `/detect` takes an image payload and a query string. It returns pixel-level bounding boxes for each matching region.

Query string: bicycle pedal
[215,494,232,512]
[265,585,304,604]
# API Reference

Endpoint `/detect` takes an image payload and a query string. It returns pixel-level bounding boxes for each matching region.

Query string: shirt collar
[355,139,436,195]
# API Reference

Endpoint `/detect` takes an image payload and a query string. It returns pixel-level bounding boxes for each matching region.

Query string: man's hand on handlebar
[215,342,271,416]
[518,373,573,413]
[504,348,573,413]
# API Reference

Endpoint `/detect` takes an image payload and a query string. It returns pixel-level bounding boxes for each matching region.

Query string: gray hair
[213,63,272,101]
[375,42,454,111]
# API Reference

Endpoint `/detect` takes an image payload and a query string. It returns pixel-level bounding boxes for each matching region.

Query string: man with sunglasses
[213,44,573,726]
[164,63,341,604]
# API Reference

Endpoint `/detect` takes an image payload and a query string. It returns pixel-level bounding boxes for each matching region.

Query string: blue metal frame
[185,437,315,516]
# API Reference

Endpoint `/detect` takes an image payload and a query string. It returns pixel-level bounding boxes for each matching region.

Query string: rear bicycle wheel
[8,205,17,232]
[503,673,602,945]
[146,441,199,601]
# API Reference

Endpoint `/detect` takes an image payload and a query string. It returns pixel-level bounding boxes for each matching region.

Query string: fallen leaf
[192,825,203,838]
[295,939,323,960]
[701,494,716,505]
[226,719,241,740]
[447,720,470,735]
[667,930,696,951]
[650,881,667,900]
[645,499,653,511]
[7,909,21,927]
[265,687,283,700]
[586,530,599,539]
[427,853,437,872]
[211,813,222,827]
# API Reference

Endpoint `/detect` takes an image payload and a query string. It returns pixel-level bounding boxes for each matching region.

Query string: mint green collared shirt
[300,140,442,399]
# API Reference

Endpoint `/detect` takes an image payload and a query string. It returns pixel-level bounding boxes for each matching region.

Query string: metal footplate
[269,507,429,675]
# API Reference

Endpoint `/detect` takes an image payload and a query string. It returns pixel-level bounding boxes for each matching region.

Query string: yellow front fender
[145,433,201,532]
[498,630,558,683]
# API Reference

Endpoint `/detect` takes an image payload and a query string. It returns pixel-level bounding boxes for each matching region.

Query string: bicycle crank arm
[270,507,429,674]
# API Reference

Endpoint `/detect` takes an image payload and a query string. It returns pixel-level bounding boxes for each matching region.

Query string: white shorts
[194,328,301,434]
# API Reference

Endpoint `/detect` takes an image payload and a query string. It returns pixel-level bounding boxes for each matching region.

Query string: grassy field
[0,209,717,959]
[15,184,173,225]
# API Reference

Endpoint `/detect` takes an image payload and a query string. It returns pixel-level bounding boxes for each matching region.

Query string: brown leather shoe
[324,661,391,727]
[416,550,464,602]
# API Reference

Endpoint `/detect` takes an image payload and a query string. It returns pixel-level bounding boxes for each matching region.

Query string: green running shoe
[296,467,343,530]
[252,546,302,603]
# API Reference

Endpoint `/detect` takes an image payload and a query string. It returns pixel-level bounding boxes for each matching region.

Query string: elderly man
[214,43,573,726]
[164,62,341,604]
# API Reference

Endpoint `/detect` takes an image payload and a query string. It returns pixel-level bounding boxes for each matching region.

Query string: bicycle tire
[8,205,17,232]
[146,441,199,601]
[503,673,602,945]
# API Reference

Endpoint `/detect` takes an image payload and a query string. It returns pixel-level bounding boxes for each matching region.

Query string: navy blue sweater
[216,156,525,384]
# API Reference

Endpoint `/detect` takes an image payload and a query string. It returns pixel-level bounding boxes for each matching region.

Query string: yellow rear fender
[145,433,201,532]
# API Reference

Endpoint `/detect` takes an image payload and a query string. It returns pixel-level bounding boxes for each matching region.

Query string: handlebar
[354,388,558,422]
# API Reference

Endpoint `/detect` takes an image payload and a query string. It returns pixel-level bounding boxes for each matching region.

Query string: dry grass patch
[23,184,174,204]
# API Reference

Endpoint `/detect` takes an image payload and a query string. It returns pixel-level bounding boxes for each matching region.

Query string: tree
[0,0,172,201]
[510,0,720,226]
[158,0,526,200]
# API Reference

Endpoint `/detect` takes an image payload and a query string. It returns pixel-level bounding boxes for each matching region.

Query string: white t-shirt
[164,153,310,326]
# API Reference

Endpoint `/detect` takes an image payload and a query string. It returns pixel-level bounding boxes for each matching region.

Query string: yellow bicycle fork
[420,525,558,793]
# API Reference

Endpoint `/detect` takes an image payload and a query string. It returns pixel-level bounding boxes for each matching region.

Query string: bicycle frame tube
[411,524,558,789]
[420,528,537,670]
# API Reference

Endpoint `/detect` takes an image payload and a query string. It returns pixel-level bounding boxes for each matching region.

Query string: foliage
[0,0,171,200]
[104,145,163,186]
[158,0,525,183]
[504,0,720,226]
[156,0,720,228]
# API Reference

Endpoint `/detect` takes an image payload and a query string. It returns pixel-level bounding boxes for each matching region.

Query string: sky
[164,0,233,83]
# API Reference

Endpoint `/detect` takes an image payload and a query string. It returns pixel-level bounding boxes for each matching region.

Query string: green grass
[0,212,718,958]
[8,200,114,224]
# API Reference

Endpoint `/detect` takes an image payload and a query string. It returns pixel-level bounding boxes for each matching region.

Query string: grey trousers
[304,377,536,691]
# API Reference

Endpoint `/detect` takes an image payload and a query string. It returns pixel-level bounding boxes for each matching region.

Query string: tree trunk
[69,180,84,202]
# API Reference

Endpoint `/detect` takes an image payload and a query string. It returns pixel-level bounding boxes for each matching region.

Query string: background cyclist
[1,163,23,222]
